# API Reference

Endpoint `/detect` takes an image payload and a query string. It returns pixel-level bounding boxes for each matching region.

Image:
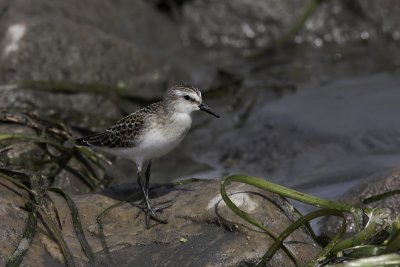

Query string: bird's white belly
[104,112,192,166]
[138,130,185,160]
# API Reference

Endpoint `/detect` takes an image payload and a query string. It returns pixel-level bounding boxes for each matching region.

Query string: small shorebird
[76,84,219,227]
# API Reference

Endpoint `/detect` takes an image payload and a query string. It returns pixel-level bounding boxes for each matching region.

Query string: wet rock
[0,179,320,266]
[341,168,400,216]
[339,168,400,214]
[321,168,400,235]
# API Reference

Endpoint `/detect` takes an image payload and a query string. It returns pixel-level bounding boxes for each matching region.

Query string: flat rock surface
[0,179,320,267]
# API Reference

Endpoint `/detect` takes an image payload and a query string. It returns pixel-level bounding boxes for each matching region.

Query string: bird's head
[164,84,220,118]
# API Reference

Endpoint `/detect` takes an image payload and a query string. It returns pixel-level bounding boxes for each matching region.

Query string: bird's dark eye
[184,95,191,100]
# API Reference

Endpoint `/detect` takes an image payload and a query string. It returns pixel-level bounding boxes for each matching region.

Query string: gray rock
[321,168,400,235]
[181,0,304,49]
[0,0,188,99]
[0,179,320,267]
[181,0,400,49]
[342,168,400,214]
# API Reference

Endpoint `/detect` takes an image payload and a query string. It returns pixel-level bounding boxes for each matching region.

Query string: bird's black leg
[144,161,151,199]
[137,169,147,205]
[138,162,167,228]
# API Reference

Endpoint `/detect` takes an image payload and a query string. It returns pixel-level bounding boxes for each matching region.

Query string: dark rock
[339,168,400,214]
[321,168,400,235]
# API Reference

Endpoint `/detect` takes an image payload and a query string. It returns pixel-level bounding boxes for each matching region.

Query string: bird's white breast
[108,112,192,166]
[141,112,192,157]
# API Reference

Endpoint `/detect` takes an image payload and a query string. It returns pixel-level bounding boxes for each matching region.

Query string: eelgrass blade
[363,190,400,204]
[223,175,366,235]
[72,150,104,183]
[96,216,111,263]
[325,253,400,267]
[49,188,96,264]
[223,175,356,212]
[76,146,112,166]
[221,177,300,266]
[273,195,323,247]
[0,172,34,199]
[0,171,38,266]
[341,245,386,259]
[331,209,390,254]
[37,204,76,266]
[256,209,345,266]
[6,211,37,267]
[385,228,400,253]
[62,165,97,190]
[29,175,75,267]
[96,192,141,263]
[220,175,374,266]
[0,133,63,149]
[306,212,346,267]
[0,168,30,183]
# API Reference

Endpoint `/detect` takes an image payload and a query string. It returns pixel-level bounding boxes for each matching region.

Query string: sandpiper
[76,84,219,227]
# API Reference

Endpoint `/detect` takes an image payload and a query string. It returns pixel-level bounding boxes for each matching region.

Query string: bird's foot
[141,201,172,229]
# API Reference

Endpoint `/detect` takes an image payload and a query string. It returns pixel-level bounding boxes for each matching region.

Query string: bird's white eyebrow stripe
[174,91,198,98]
[174,91,185,96]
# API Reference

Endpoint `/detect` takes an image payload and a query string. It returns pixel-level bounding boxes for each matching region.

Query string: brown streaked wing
[75,102,162,148]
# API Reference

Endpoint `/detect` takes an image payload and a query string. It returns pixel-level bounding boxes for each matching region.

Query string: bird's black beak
[199,103,220,118]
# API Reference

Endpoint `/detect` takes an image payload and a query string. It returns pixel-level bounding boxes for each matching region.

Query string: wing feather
[75,102,162,148]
